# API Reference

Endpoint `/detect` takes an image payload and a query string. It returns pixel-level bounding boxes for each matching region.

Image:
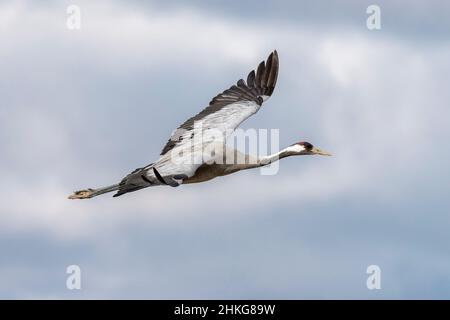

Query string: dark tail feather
[112,167,153,197]
[112,184,147,197]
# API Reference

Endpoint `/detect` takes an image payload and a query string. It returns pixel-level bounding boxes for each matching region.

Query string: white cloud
[1,1,449,243]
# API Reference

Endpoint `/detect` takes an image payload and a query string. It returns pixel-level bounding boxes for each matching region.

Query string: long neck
[258,147,296,167]
[226,146,296,173]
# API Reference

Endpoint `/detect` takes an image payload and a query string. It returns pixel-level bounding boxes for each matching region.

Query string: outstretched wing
[113,51,279,197]
[160,50,279,156]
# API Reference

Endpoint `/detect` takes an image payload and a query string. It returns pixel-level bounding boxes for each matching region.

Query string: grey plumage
[67,50,332,201]
[160,50,279,156]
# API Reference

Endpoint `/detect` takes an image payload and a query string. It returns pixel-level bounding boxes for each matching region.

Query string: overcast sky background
[1,0,450,299]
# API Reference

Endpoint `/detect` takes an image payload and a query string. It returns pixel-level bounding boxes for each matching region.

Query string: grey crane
[69,50,331,199]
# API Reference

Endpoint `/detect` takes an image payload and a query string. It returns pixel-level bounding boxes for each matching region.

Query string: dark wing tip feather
[252,50,276,96]
[247,70,255,86]
[262,53,273,87]
[246,50,279,97]
[255,60,266,87]
[265,50,279,96]
[159,50,279,156]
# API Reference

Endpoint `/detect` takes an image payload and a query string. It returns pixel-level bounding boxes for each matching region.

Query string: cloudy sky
[1,0,450,299]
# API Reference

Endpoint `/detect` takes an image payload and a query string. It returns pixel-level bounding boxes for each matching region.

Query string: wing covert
[160,50,279,156]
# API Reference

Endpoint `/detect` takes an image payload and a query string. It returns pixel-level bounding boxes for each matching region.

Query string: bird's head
[288,141,332,156]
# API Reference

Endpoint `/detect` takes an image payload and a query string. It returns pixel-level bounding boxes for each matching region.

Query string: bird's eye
[302,142,313,150]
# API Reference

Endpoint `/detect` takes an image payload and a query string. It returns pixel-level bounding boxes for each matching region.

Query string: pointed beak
[311,147,332,156]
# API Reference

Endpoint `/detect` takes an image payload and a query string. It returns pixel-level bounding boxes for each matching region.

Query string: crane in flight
[69,50,331,199]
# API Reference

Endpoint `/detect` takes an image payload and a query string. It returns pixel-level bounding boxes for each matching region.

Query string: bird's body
[69,51,331,200]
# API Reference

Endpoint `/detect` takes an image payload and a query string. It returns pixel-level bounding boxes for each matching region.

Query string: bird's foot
[68,188,94,199]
